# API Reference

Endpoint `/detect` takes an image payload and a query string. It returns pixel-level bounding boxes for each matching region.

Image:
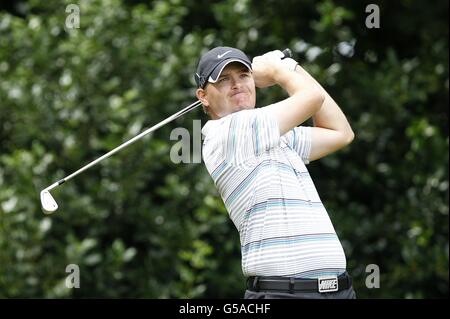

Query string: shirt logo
[318,276,339,293]
[217,50,232,59]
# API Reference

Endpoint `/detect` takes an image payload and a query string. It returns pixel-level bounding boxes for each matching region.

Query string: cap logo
[217,50,232,59]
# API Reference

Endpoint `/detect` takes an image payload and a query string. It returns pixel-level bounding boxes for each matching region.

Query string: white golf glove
[264,50,298,71]
[281,57,298,71]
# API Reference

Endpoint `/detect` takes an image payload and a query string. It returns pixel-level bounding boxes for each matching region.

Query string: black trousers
[244,286,357,299]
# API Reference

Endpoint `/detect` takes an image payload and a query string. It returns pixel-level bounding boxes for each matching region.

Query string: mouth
[230,91,247,98]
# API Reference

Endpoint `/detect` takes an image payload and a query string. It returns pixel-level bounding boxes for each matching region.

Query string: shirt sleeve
[282,126,312,164]
[223,108,280,165]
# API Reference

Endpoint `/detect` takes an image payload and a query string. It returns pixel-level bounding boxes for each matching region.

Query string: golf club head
[40,189,58,214]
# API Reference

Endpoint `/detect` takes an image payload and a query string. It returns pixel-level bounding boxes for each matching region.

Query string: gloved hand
[252,50,298,88]
[252,50,284,88]
[281,57,298,72]
[266,50,298,71]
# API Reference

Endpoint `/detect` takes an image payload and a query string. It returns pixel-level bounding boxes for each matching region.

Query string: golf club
[40,48,293,214]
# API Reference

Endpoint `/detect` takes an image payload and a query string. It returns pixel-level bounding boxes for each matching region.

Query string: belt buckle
[318,276,339,293]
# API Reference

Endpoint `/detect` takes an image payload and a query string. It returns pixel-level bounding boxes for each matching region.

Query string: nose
[231,76,243,89]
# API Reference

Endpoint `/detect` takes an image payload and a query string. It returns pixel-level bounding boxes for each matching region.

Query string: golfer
[195,47,356,299]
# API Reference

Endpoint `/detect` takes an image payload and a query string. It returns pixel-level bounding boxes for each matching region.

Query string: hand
[281,57,298,72]
[252,50,285,88]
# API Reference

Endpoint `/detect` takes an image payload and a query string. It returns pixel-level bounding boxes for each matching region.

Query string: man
[195,46,356,299]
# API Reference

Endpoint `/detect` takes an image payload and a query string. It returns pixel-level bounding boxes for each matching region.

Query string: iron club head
[40,189,58,214]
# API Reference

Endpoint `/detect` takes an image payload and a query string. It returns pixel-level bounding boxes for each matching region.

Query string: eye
[218,77,229,83]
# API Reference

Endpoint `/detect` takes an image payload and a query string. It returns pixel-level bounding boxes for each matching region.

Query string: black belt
[246,272,352,293]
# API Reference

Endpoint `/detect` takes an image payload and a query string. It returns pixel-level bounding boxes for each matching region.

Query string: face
[196,62,256,119]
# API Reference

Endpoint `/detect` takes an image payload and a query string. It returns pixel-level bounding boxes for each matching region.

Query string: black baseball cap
[195,46,252,89]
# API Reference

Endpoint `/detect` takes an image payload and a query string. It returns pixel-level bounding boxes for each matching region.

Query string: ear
[196,88,209,107]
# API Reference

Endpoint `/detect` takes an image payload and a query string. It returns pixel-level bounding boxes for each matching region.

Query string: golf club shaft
[45,100,202,191]
[44,48,293,193]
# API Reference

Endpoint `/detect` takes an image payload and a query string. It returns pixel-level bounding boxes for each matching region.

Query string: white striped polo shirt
[201,107,346,279]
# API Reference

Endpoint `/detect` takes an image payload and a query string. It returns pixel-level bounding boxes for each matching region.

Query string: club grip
[281,48,293,59]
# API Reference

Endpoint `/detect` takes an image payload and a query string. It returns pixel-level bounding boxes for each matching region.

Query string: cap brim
[207,59,252,84]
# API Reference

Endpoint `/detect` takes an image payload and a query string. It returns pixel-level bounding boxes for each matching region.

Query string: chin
[235,104,254,112]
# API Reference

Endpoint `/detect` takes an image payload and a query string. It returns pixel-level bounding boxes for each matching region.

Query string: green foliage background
[0,0,448,298]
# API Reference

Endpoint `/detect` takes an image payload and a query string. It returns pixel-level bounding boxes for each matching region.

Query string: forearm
[252,51,325,135]
[266,67,324,135]
[274,65,321,97]
[294,65,354,137]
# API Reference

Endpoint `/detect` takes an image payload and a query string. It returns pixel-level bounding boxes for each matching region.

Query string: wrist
[273,66,292,83]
